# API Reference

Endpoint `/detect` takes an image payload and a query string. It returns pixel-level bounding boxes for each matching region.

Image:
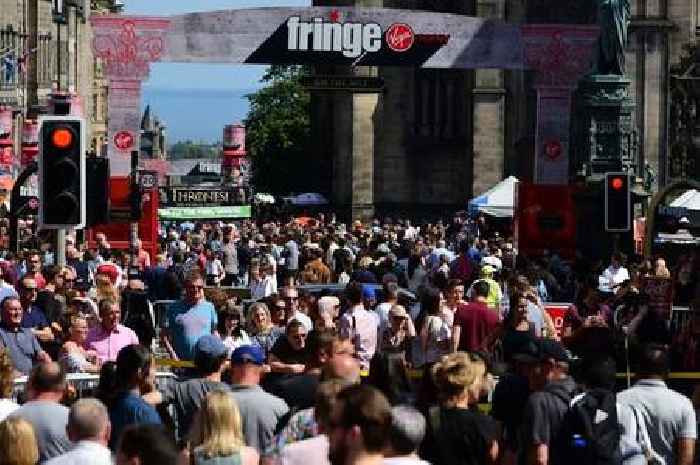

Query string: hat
[481,265,496,276]
[318,296,340,315]
[194,335,228,360]
[388,305,409,319]
[511,337,541,364]
[362,285,377,301]
[538,339,571,363]
[231,345,266,365]
[512,338,571,364]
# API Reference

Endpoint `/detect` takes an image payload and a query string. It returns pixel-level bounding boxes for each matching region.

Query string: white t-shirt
[600,265,630,292]
[0,398,18,421]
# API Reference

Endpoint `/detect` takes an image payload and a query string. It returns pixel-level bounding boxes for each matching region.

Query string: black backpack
[554,388,622,465]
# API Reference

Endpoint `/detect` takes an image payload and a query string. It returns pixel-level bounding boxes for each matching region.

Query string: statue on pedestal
[594,0,631,75]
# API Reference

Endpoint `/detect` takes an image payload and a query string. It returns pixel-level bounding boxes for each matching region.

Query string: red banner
[0,110,13,146]
[515,183,578,258]
[545,304,570,339]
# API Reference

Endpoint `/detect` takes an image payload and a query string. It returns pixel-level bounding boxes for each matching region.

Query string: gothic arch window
[413,69,466,141]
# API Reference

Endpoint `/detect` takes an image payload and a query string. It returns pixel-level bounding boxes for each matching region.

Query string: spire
[141,104,153,131]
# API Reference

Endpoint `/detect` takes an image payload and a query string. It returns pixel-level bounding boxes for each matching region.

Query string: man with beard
[327,385,392,465]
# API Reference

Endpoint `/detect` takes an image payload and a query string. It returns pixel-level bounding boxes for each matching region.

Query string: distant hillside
[141,87,254,143]
[168,140,222,160]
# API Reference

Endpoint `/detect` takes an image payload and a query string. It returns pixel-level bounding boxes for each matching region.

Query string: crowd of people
[0,212,697,465]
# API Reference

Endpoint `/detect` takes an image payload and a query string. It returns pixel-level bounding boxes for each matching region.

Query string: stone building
[310,0,698,218]
[0,0,120,178]
[140,104,167,160]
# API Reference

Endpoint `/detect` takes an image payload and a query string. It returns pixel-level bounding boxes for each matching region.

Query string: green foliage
[245,65,313,195]
[168,140,221,160]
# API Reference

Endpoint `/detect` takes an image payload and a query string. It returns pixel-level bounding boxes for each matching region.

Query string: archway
[90,7,598,217]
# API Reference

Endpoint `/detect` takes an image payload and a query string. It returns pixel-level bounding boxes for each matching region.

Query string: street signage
[301,76,385,92]
[139,170,157,189]
[158,205,252,220]
[158,186,248,207]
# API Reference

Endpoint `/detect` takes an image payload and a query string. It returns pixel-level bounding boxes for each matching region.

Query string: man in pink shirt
[85,299,139,362]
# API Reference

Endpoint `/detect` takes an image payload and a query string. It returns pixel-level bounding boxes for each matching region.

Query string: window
[414,69,466,141]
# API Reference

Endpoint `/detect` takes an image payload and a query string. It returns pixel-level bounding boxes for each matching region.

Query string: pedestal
[91,16,171,176]
[571,75,638,180]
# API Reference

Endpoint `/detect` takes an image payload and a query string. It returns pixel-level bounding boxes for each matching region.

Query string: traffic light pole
[55,229,66,267]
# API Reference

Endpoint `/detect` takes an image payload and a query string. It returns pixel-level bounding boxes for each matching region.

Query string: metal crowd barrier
[12,371,178,403]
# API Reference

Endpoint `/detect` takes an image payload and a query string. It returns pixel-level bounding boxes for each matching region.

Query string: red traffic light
[610,177,624,190]
[51,128,73,149]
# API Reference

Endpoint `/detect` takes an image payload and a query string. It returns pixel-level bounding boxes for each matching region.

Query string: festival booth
[468,176,518,218]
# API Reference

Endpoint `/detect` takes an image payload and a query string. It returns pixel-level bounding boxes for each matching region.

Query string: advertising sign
[544,304,571,339]
[0,110,12,146]
[159,186,249,207]
[161,7,525,69]
[158,205,252,220]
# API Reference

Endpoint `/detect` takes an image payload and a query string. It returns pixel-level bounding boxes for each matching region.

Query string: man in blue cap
[144,334,230,443]
[229,345,289,453]
[361,284,377,311]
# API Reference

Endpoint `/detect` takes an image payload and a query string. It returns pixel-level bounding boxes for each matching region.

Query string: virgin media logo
[385,23,414,52]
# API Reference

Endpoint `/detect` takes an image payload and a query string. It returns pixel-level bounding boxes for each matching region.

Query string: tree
[245,65,315,195]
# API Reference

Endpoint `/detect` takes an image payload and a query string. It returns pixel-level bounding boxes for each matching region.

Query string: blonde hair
[94,275,119,304]
[431,352,476,402]
[189,390,245,458]
[0,417,39,465]
[248,302,272,333]
[0,349,13,399]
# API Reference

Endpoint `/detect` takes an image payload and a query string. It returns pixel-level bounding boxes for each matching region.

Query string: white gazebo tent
[468,176,518,218]
[670,189,700,210]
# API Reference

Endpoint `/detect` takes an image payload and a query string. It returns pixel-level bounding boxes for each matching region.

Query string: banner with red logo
[21,120,39,166]
[160,7,525,69]
[0,110,12,146]
[515,183,578,259]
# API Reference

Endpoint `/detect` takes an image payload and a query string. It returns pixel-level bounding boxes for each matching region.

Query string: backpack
[555,388,622,465]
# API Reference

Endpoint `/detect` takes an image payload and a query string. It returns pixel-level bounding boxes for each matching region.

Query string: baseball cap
[362,285,377,301]
[481,265,496,276]
[512,338,571,364]
[388,305,409,319]
[231,345,266,365]
[538,339,571,363]
[511,337,541,364]
[194,335,228,360]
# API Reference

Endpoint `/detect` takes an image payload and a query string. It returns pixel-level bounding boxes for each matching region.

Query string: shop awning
[158,205,252,220]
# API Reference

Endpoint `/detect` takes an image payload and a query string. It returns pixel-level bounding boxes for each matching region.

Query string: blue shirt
[0,325,43,374]
[21,305,49,329]
[164,299,218,360]
[109,391,162,448]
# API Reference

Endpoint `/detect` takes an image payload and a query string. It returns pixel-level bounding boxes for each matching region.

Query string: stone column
[471,0,506,197]
[522,25,598,184]
[90,16,170,176]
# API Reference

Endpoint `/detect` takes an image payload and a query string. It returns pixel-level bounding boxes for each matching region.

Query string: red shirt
[454,301,500,352]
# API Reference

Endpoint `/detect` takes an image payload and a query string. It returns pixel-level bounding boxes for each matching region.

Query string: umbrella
[291,193,329,206]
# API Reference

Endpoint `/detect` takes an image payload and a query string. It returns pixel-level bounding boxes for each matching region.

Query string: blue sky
[126,0,310,91]
[125,1,310,142]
